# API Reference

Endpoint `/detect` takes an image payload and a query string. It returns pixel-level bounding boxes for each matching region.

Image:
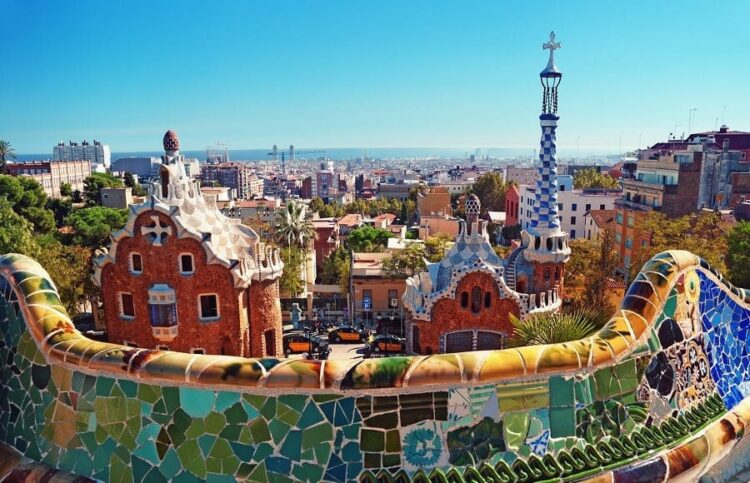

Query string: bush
[509,307,610,346]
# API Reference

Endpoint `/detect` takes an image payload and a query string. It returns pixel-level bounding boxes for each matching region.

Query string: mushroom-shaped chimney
[163,130,180,152]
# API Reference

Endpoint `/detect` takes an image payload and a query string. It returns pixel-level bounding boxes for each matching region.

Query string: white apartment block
[517,176,621,239]
[54,140,111,169]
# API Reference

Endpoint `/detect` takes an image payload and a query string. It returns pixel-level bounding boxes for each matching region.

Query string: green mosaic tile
[279,394,308,412]
[260,398,277,420]
[249,419,271,444]
[549,406,575,438]
[279,430,302,460]
[225,402,248,425]
[385,430,400,453]
[361,429,384,452]
[180,387,215,418]
[298,403,324,429]
[138,384,161,405]
[176,439,207,479]
[302,422,333,450]
[503,412,530,450]
[205,412,226,434]
[549,375,574,407]
[215,392,241,412]
[269,419,291,445]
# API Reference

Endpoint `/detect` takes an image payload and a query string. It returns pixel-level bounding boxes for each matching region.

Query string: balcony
[615,198,657,212]
[152,325,179,341]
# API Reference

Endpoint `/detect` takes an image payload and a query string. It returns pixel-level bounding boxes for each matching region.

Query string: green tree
[0,175,55,233]
[0,197,39,256]
[346,226,393,252]
[123,172,136,188]
[566,230,619,312]
[35,236,96,316]
[573,169,619,190]
[47,197,73,226]
[64,206,128,248]
[308,197,325,214]
[400,201,409,225]
[424,233,452,262]
[83,173,123,205]
[501,224,522,241]
[320,247,351,289]
[279,246,306,297]
[727,221,750,289]
[382,243,427,279]
[470,172,509,213]
[629,211,727,281]
[0,139,16,171]
[60,182,73,197]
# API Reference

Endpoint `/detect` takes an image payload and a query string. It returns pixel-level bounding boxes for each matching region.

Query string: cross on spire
[543,31,561,65]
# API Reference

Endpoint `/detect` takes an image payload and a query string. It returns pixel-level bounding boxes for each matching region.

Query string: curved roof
[93,159,282,288]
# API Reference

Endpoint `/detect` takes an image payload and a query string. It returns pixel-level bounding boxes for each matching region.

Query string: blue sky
[2,1,748,154]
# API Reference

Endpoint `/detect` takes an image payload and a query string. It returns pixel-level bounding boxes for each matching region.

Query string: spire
[521,32,570,265]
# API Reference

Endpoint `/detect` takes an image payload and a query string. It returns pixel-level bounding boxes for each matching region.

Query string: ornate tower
[520,32,570,290]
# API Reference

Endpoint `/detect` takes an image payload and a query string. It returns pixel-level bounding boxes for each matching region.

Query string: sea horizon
[12,146,622,163]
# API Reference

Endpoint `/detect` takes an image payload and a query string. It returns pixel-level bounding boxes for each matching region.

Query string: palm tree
[275,200,316,249]
[0,140,16,172]
[275,201,317,295]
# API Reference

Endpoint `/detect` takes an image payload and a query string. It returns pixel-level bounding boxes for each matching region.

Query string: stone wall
[101,211,249,356]
[248,278,283,357]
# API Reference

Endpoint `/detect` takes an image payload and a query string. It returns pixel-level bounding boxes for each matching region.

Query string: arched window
[484,291,491,308]
[471,287,482,314]
[460,291,469,308]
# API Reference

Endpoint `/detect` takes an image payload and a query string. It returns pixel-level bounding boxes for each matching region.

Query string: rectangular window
[388,289,398,308]
[627,216,634,227]
[191,348,205,354]
[130,253,143,274]
[641,239,648,247]
[571,229,576,238]
[180,254,194,274]
[572,203,577,211]
[616,213,624,224]
[199,294,219,320]
[615,233,622,244]
[570,216,577,225]
[149,303,177,327]
[625,237,633,249]
[558,203,563,211]
[600,204,605,210]
[120,293,135,318]
[362,289,373,310]
[585,203,591,211]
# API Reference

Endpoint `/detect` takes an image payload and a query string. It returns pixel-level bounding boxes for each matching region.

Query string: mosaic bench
[1,250,750,482]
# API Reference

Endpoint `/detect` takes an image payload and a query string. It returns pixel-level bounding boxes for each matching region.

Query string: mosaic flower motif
[684,270,700,304]
[403,426,443,467]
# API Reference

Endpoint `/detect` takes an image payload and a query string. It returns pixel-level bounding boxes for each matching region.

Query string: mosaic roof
[93,159,282,289]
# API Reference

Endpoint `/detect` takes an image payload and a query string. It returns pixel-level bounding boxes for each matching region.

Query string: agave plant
[509,307,610,346]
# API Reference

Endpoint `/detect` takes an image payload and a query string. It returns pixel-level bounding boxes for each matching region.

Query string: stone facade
[94,131,283,358]
[410,271,520,354]
[99,211,250,355]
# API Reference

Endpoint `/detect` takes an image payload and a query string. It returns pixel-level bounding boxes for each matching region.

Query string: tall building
[53,140,111,169]
[201,162,263,199]
[93,130,284,357]
[5,159,91,198]
[403,33,567,354]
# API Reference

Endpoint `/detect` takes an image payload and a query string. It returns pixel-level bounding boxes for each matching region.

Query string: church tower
[519,32,570,293]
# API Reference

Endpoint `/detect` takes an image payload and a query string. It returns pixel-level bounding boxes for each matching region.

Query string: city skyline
[2,0,749,153]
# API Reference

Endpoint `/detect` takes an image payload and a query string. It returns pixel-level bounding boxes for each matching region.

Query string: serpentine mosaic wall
[1,251,750,482]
